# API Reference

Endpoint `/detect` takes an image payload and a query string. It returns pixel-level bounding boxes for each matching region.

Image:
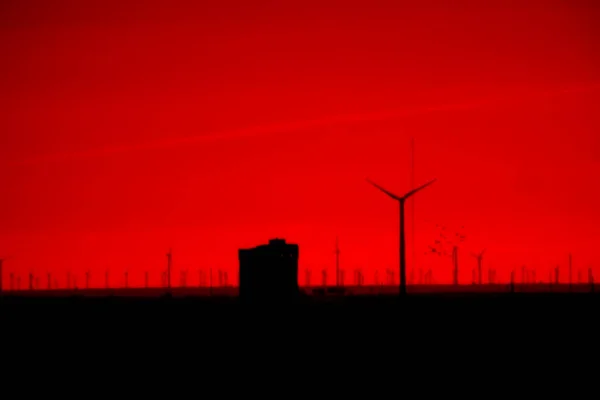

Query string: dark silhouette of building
[238,238,299,301]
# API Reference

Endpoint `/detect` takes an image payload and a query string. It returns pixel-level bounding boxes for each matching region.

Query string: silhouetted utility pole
[452,246,459,285]
[335,237,340,287]
[145,271,149,288]
[166,249,172,290]
[86,270,90,289]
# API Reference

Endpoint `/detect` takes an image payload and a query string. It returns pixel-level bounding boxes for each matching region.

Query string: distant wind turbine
[472,249,486,285]
[367,178,436,295]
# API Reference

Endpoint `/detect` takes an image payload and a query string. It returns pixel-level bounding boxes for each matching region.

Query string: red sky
[1,0,600,288]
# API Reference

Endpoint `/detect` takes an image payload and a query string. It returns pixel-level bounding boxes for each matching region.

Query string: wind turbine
[472,249,486,285]
[367,178,436,295]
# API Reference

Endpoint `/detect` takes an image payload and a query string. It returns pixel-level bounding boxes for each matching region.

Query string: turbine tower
[367,177,436,295]
[472,249,486,285]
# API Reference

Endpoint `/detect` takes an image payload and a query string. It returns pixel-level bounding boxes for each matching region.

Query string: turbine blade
[402,179,437,199]
[366,179,401,201]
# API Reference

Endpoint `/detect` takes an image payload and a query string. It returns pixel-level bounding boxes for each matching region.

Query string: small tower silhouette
[335,237,340,287]
[452,246,459,285]
[510,269,515,293]
[166,249,172,290]
[568,253,572,289]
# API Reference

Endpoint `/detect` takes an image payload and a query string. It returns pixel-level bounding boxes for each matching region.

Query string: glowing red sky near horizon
[1,0,600,288]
